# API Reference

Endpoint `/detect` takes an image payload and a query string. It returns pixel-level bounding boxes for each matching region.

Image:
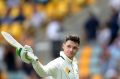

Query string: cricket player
[17,35,80,79]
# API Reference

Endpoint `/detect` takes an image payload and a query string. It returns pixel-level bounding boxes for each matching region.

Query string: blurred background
[0,0,120,79]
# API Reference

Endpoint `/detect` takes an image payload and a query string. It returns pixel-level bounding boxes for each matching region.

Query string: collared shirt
[32,51,79,79]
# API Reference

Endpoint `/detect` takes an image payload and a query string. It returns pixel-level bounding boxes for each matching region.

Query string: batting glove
[16,45,38,64]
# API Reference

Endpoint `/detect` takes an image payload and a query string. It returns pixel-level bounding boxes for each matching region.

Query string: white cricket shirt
[32,51,79,79]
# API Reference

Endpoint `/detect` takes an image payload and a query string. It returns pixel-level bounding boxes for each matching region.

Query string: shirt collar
[60,51,73,64]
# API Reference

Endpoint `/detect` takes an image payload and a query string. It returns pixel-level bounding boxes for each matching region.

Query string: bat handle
[16,48,22,57]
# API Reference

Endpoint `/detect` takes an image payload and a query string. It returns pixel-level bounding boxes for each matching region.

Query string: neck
[68,57,73,60]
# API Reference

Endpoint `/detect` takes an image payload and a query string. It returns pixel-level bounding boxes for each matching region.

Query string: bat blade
[1,31,23,49]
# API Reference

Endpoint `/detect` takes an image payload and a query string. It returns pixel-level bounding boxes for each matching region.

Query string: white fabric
[109,0,120,11]
[97,27,111,45]
[105,69,117,78]
[30,12,46,28]
[32,51,79,79]
[46,21,61,41]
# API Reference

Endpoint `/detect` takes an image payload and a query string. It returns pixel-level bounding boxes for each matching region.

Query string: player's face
[62,40,79,59]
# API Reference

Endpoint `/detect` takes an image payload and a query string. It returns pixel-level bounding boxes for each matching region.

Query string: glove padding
[18,45,38,64]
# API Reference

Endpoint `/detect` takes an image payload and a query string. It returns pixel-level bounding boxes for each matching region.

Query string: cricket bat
[1,31,23,56]
[1,31,35,63]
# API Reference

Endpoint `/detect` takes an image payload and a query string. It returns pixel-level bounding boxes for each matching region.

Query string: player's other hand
[16,45,38,64]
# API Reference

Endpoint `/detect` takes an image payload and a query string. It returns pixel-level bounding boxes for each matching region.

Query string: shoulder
[49,57,64,64]
[47,57,64,67]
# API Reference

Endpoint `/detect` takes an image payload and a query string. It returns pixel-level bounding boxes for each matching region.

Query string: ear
[62,43,65,50]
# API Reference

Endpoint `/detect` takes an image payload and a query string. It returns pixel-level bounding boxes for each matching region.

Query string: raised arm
[16,45,57,77]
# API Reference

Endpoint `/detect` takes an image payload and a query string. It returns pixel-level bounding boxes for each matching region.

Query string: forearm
[32,60,49,77]
[18,45,56,77]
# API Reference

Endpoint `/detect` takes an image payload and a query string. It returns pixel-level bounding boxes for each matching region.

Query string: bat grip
[16,48,22,57]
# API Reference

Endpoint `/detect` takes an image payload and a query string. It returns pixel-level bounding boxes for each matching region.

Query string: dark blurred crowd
[0,0,120,79]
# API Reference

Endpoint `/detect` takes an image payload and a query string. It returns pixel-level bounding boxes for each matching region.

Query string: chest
[58,60,79,79]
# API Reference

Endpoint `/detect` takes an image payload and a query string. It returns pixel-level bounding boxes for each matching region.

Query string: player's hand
[16,45,38,64]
